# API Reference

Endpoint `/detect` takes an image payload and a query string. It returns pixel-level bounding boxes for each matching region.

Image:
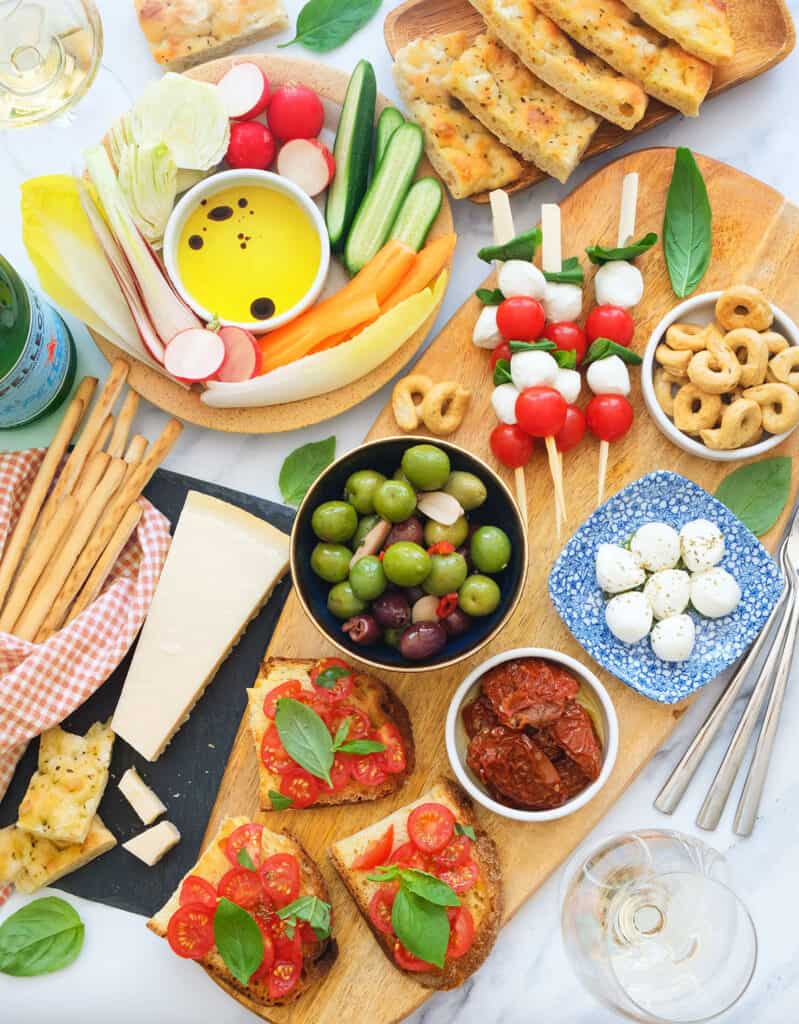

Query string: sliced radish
[164,328,226,382]
[216,62,270,120]
[277,139,334,197]
[216,326,260,382]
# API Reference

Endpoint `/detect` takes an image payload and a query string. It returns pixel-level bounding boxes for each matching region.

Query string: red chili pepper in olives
[428,541,456,556]
[372,591,411,629]
[342,614,381,645]
[384,516,425,549]
[400,621,448,660]
[436,592,459,618]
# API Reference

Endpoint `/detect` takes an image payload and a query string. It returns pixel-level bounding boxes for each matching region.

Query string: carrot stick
[346,239,415,302]
[382,233,456,311]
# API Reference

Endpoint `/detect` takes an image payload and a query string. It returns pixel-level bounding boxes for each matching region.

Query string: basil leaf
[279,0,381,52]
[493,360,512,386]
[332,716,352,749]
[237,848,256,871]
[0,897,84,977]
[586,232,658,265]
[715,458,792,536]
[543,256,584,286]
[553,349,577,370]
[455,823,476,840]
[279,436,336,506]
[337,739,386,755]
[663,148,712,298]
[213,899,263,986]
[476,288,504,305]
[399,870,459,907]
[275,697,333,786]
[391,888,449,968]
[584,338,642,366]
[314,665,349,690]
[367,866,401,884]
[478,227,541,264]
[508,340,556,353]
[277,895,332,941]
[268,790,293,810]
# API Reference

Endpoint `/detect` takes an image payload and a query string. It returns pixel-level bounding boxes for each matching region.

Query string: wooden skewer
[0,381,91,613]
[66,502,143,625]
[107,390,139,458]
[541,203,567,535]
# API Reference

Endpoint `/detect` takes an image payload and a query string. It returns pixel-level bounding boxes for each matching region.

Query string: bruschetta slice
[247,657,414,811]
[329,778,502,990]
[148,817,337,1007]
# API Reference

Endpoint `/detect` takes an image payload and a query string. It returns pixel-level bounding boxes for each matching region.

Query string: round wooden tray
[92,54,454,433]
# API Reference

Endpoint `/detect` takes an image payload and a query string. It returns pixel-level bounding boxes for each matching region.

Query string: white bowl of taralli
[445,647,619,823]
[642,289,799,462]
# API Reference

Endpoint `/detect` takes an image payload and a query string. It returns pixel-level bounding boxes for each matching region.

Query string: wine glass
[560,829,757,1023]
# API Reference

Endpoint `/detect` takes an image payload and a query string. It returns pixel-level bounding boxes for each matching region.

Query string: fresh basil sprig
[0,897,84,977]
[314,665,349,690]
[586,232,658,265]
[277,895,332,941]
[476,287,504,305]
[584,338,643,366]
[275,698,384,785]
[268,789,294,810]
[279,436,336,506]
[478,227,541,263]
[279,0,381,52]
[493,360,512,386]
[455,822,476,840]
[213,898,264,986]
[663,148,712,298]
[508,340,556,353]
[237,848,256,870]
[715,457,792,536]
[543,256,584,286]
[367,867,459,968]
[553,349,577,370]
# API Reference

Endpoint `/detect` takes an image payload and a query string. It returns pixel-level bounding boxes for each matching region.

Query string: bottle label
[0,286,72,429]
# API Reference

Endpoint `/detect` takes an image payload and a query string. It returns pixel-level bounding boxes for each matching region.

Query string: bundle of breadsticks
[0,359,181,642]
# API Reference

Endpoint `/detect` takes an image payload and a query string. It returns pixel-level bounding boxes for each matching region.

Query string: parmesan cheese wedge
[111,491,290,761]
[118,767,166,825]
[123,821,180,866]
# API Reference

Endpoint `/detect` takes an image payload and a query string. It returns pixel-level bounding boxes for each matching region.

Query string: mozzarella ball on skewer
[498,260,547,300]
[586,355,631,396]
[543,282,583,323]
[596,543,646,593]
[491,383,520,424]
[644,569,691,620]
[680,519,725,573]
[510,350,559,391]
[553,368,581,404]
[605,591,653,644]
[651,614,696,661]
[690,568,741,618]
[472,305,502,349]
[594,260,644,309]
[630,522,681,571]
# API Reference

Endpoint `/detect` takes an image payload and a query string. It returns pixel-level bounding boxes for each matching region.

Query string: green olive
[327,581,367,620]
[423,515,469,548]
[310,543,351,583]
[401,444,451,491]
[352,513,380,549]
[458,574,501,617]
[344,469,386,515]
[422,552,468,597]
[393,467,411,484]
[470,526,512,574]
[349,555,387,601]
[384,627,404,649]
[373,479,417,523]
[444,471,487,511]
[311,500,357,543]
[382,541,431,587]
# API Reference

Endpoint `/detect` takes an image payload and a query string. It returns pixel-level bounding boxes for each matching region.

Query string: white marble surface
[2,2,799,1022]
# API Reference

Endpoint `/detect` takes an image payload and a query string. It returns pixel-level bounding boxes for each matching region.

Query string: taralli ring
[761,331,790,356]
[655,344,692,377]
[700,398,763,450]
[392,374,432,431]
[672,384,723,435]
[653,368,679,416]
[724,328,768,387]
[421,381,472,436]
[665,322,714,352]
[742,383,799,435]
[769,346,799,391]
[715,285,774,332]
[687,337,741,394]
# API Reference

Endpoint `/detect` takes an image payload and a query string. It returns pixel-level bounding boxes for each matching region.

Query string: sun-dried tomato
[550,701,603,781]
[481,658,579,730]
[466,726,563,809]
[462,695,500,739]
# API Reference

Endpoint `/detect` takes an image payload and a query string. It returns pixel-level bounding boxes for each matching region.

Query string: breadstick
[0,496,79,634]
[72,452,111,512]
[71,415,114,495]
[123,435,148,483]
[66,502,143,624]
[0,380,92,611]
[15,458,127,643]
[107,390,139,457]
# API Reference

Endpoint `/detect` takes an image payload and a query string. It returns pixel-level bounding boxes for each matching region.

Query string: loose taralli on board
[391,374,472,435]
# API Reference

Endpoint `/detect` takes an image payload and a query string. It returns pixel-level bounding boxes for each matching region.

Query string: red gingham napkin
[0,448,171,813]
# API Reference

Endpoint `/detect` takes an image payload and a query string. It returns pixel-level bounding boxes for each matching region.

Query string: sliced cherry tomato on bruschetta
[393,940,435,973]
[218,866,263,909]
[320,752,352,794]
[294,690,333,724]
[408,802,455,854]
[263,680,303,720]
[328,704,370,741]
[350,754,387,787]
[224,823,264,869]
[179,875,218,909]
[260,724,296,774]
[279,768,320,809]
[268,958,302,1000]
[446,906,475,959]
[368,885,397,935]
[310,657,354,703]
[260,853,300,909]
[275,928,303,963]
[251,932,276,980]
[167,904,215,959]
[437,859,479,894]
[374,722,406,775]
[351,825,394,871]
[390,841,430,872]
[433,835,472,871]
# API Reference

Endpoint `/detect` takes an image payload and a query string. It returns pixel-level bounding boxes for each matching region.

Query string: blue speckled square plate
[548,471,784,704]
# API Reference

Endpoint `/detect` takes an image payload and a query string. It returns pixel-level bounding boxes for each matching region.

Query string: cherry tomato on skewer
[555,404,586,453]
[490,423,534,469]
[585,305,635,347]
[490,341,512,369]
[542,321,587,364]
[586,394,634,442]
[496,296,546,342]
[515,387,567,438]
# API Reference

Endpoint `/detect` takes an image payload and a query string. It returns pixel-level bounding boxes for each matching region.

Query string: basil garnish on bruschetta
[367,866,459,969]
[212,898,264,986]
[277,895,332,942]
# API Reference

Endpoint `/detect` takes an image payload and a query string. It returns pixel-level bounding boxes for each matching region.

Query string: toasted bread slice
[623,0,735,66]
[448,34,599,184]
[533,0,713,116]
[329,778,503,990]
[248,658,414,810]
[468,0,648,129]
[149,816,337,1007]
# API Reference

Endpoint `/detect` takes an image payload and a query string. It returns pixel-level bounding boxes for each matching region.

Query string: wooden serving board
[384,0,795,203]
[92,55,453,434]
[203,150,799,1023]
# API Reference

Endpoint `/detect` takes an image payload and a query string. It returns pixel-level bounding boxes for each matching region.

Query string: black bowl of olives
[291,437,529,672]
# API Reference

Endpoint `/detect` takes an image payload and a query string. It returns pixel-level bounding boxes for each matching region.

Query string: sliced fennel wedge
[117,141,177,248]
[203,272,447,408]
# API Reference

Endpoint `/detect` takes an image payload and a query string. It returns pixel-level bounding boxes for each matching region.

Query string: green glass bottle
[0,255,77,429]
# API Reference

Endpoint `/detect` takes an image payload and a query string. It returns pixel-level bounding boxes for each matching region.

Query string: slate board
[0,467,294,918]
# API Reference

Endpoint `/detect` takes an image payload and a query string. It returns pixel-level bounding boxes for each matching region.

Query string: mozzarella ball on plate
[606,591,653,644]
[630,522,681,572]
[510,350,559,390]
[594,261,644,309]
[644,569,691,620]
[498,260,547,300]
[596,543,647,594]
[690,568,742,618]
[680,519,725,573]
[651,614,696,662]
[472,305,502,349]
[586,355,630,396]
[491,383,519,424]
[553,368,581,404]
[543,282,583,323]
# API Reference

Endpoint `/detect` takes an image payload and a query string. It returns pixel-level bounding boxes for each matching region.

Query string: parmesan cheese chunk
[123,821,181,866]
[118,767,167,825]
